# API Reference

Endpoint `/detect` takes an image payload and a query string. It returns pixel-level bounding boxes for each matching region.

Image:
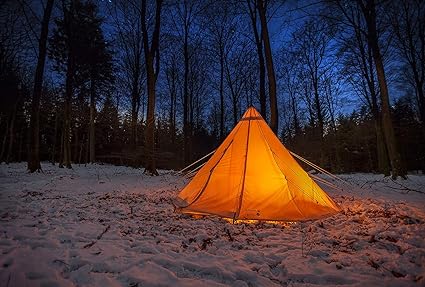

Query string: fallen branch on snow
[83,225,110,248]
[53,259,70,266]
[368,257,406,278]
[389,179,424,194]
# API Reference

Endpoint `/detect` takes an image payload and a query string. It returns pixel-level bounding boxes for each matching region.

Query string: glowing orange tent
[175,107,340,221]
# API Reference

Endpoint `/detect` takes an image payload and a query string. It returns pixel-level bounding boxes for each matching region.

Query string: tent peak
[241,106,262,120]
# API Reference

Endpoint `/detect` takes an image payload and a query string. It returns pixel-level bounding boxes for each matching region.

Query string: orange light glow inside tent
[174,107,340,222]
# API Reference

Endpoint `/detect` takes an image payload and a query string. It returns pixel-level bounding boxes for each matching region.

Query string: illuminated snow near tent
[0,163,424,286]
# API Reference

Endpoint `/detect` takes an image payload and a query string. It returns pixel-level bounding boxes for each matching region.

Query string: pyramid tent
[175,107,340,221]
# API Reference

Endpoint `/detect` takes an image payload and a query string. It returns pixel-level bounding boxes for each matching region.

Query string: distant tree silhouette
[50,0,112,167]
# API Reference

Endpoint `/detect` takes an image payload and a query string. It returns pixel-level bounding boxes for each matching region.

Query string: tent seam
[234,110,252,220]
[180,139,235,209]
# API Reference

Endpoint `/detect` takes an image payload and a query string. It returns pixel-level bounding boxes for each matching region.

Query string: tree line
[0,0,423,178]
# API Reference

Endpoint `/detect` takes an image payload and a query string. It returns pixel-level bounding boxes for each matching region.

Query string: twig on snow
[389,179,424,194]
[83,225,110,249]
[225,228,234,242]
[360,180,380,189]
[368,257,406,278]
[53,259,70,266]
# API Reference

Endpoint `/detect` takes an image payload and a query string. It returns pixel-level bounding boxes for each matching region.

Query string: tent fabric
[175,107,340,221]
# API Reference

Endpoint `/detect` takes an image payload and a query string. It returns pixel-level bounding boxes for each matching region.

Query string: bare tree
[0,1,29,163]
[164,50,179,145]
[188,47,211,129]
[357,0,406,178]
[330,0,406,178]
[205,0,237,139]
[170,0,206,164]
[292,20,335,165]
[389,0,425,172]
[141,0,163,175]
[246,0,266,118]
[339,9,390,174]
[390,0,425,129]
[224,40,253,125]
[27,0,54,172]
[108,0,145,149]
[277,49,301,138]
[257,0,278,133]
[60,1,75,169]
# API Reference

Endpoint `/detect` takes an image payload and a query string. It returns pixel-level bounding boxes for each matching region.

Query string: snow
[0,162,424,287]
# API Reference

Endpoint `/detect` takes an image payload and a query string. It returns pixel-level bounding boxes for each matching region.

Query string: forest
[0,0,424,177]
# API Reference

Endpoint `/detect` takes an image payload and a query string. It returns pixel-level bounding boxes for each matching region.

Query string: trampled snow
[0,163,424,287]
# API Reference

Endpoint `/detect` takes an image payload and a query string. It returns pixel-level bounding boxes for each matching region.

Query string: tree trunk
[393,0,425,161]
[219,44,225,140]
[6,106,16,163]
[354,11,391,175]
[51,110,58,165]
[374,56,406,178]
[247,0,266,118]
[28,0,54,172]
[144,55,158,175]
[85,134,89,164]
[233,99,238,127]
[59,129,64,168]
[360,0,406,178]
[79,134,85,164]
[366,35,391,175]
[18,123,24,162]
[169,68,176,145]
[130,61,140,148]
[370,74,390,175]
[374,118,390,175]
[141,0,162,175]
[418,84,425,173]
[0,117,9,162]
[224,56,238,126]
[89,75,96,163]
[313,81,324,139]
[312,76,325,166]
[290,92,300,136]
[258,49,266,118]
[183,22,191,165]
[62,56,74,169]
[73,124,79,163]
[408,45,425,173]
[415,75,425,128]
[257,0,278,133]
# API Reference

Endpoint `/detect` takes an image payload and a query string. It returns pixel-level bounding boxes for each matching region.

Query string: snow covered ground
[0,162,424,287]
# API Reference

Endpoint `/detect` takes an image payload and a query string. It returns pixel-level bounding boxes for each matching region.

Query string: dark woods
[0,0,424,177]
